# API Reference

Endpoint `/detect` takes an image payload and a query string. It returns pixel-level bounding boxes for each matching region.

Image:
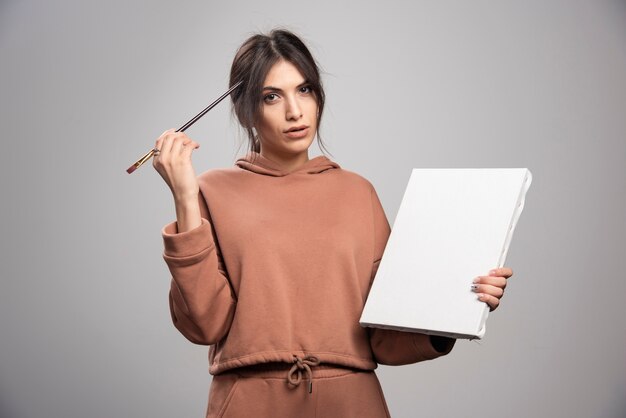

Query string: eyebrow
[262,81,310,92]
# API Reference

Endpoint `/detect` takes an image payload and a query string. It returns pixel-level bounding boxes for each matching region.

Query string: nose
[285,95,303,121]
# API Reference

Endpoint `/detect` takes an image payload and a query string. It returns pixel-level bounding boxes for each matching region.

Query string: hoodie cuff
[161,218,214,258]
[412,333,456,360]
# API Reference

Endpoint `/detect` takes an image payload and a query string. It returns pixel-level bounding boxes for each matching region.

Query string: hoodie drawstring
[287,355,320,394]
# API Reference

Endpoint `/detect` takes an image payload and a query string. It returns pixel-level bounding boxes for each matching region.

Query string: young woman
[152,29,512,418]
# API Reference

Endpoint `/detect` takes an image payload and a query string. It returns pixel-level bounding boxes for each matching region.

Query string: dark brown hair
[229,28,330,156]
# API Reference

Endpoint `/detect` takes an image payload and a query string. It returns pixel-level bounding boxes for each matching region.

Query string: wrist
[173,192,198,206]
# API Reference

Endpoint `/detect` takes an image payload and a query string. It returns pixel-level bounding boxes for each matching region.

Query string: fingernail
[477,293,485,300]
[473,277,480,283]
[471,284,479,291]
[489,269,497,275]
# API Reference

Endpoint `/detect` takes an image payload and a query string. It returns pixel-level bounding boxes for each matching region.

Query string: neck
[259,148,310,173]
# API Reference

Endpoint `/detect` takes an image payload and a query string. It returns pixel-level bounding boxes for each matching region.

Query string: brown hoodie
[160,151,455,376]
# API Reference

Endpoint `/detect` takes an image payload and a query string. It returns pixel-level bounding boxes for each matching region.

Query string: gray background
[1,0,625,417]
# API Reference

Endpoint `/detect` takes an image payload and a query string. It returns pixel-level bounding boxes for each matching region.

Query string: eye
[299,85,312,94]
[263,93,279,103]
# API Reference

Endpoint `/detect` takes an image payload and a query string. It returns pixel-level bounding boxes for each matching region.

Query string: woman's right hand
[152,128,201,202]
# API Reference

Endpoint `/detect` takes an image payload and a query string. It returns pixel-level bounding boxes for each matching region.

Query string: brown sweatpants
[206,362,391,418]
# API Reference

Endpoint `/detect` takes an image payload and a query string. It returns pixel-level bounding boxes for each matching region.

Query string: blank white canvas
[360,168,532,339]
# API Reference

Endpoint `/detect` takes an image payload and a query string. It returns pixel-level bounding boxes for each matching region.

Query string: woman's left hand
[471,267,513,312]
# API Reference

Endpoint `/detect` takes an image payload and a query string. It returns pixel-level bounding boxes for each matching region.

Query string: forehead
[263,59,306,88]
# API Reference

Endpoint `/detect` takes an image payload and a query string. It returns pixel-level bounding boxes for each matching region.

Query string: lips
[284,125,309,139]
[284,125,308,133]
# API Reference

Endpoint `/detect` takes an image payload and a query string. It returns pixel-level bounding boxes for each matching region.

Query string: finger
[170,134,192,157]
[178,138,196,154]
[152,142,161,168]
[473,275,507,290]
[175,136,199,155]
[477,292,500,312]
[153,135,169,166]
[472,283,504,298]
[156,128,175,147]
[153,137,164,156]
[161,131,185,156]
[181,141,200,160]
[170,136,184,157]
[181,139,200,148]
[160,128,176,137]
[154,129,175,150]
[489,267,513,278]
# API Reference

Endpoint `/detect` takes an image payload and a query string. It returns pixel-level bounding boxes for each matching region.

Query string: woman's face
[255,59,318,160]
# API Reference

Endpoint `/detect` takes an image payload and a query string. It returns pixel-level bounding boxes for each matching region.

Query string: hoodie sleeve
[161,190,236,345]
[366,184,456,365]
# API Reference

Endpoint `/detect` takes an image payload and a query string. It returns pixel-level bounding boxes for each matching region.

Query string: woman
[152,29,512,418]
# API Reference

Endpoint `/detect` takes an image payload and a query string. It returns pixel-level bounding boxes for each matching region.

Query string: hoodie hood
[235,151,340,177]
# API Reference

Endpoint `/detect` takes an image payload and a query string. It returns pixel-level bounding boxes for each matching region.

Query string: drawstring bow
[287,355,320,394]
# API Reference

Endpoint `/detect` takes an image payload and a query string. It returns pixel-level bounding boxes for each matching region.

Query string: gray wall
[1,1,625,417]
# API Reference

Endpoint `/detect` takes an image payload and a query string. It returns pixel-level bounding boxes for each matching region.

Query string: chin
[283,133,315,150]
[292,138,315,152]
[261,130,316,156]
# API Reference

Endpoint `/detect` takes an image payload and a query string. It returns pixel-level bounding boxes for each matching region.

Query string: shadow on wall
[0,394,21,418]
[613,398,626,418]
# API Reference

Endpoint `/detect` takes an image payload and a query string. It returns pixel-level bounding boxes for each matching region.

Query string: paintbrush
[126,80,243,174]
